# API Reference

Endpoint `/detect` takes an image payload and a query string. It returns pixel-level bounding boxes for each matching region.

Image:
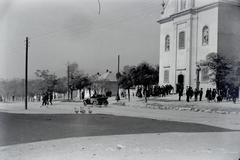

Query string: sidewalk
[111,94,240,114]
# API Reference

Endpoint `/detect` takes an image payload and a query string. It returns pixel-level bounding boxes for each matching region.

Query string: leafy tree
[225,61,240,88]
[200,52,234,90]
[55,77,68,94]
[28,79,42,97]
[117,65,135,101]
[0,79,24,101]
[74,75,92,99]
[35,70,57,94]
[131,62,159,102]
[67,62,84,99]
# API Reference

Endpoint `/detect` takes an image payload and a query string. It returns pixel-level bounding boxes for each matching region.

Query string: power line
[30,3,160,47]
[1,0,161,63]
[30,0,152,41]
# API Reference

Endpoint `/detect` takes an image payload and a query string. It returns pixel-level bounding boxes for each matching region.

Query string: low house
[96,70,118,96]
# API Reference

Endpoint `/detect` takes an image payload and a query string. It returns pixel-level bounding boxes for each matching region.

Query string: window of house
[164,70,169,83]
[201,67,209,82]
[202,26,209,45]
[179,31,185,49]
[165,35,170,51]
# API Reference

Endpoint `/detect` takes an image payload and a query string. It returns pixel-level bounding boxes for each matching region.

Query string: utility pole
[25,37,29,110]
[116,55,120,101]
[67,65,70,101]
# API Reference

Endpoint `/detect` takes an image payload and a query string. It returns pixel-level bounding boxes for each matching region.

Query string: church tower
[158,0,240,92]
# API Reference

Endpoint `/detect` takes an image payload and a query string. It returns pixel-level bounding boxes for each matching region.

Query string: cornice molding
[157,1,240,24]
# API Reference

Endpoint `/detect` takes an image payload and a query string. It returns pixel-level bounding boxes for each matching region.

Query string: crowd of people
[177,86,238,103]
[134,85,174,98]
[119,84,238,104]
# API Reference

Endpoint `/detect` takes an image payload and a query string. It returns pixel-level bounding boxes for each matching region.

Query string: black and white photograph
[0,0,240,159]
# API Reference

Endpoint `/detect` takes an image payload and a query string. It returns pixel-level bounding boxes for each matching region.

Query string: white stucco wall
[218,3,240,59]
[193,6,219,90]
[159,0,240,92]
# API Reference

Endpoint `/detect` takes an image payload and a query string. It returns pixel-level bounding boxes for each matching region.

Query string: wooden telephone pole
[25,37,29,110]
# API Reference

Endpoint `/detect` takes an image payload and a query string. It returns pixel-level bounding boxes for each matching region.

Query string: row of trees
[0,62,94,101]
[1,52,238,102]
[117,62,159,102]
[0,61,159,102]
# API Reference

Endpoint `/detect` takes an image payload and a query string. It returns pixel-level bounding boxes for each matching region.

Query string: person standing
[199,88,203,101]
[189,87,193,100]
[186,87,190,102]
[45,92,49,107]
[207,88,212,102]
[178,86,183,101]
[205,88,209,99]
[212,89,217,102]
[194,88,199,101]
[232,89,237,104]
[81,91,85,100]
[49,93,53,105]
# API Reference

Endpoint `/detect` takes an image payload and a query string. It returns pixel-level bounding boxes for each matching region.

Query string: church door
[178,74,184,85]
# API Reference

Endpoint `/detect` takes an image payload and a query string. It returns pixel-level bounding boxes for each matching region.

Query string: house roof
[98,71,117,82]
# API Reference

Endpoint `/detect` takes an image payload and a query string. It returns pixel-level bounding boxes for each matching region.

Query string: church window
[180,0,186,10]
[165,35,170,51]
[202,26,209,45]
[179,31,185,49]
[164,70,169,83]
[201,67,209,82]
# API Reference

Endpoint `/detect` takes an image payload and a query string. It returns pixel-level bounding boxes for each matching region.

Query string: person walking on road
[49,93,53,105]
[40,93,48,107]
[199,88,203,101]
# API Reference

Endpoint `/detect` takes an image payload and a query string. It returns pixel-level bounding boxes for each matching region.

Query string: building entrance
[178,74,184,85]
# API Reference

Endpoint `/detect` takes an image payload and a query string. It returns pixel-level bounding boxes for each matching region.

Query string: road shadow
[0,112,238,146]
[136,98,180,102]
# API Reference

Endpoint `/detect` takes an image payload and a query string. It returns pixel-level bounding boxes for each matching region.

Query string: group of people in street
[177,85,238,104]
[178,86,203,102]
[40,92,53,107]
[135,85,174,98]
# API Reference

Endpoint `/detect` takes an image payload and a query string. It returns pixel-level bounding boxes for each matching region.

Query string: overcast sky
[0,0,163,79]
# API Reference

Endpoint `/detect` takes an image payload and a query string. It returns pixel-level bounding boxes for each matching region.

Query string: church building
[158,0,240,92]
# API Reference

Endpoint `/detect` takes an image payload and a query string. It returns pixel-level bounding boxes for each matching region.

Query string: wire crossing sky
[0,0,163,79]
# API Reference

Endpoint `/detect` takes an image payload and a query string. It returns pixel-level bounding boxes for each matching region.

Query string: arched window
[202,26,209,45]
[179,31,185,49]
[165,35,170,51]
[164,70,169,83]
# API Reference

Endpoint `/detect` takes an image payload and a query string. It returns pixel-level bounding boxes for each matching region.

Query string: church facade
[158,0,240,92]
